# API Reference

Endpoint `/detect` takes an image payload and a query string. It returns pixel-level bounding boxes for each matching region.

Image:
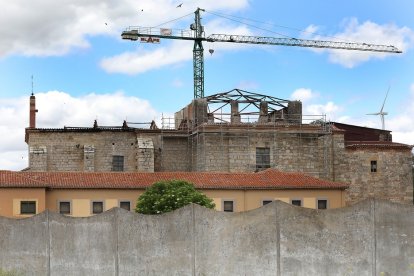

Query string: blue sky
[0,0,413,170]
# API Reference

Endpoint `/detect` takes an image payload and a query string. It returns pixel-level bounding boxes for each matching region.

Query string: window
[112,155,124,171]
[262,200,273,206]
[59,201,71,215]
[370,160,377,172]
[92,201,104,214]
[223,200,234,212]
[119,201,131,211]
[317,199,328,210]
[256,147,270,170]
[291,199,302,207]
[20,201,36,215]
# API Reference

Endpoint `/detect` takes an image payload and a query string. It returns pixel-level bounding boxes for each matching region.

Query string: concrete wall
[0,199,413,275]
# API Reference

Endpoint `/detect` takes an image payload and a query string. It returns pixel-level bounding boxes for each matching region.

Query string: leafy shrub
[136,180,215,214]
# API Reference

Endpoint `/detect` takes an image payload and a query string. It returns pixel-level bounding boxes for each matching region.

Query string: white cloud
[289,88,342,122]
[0,0,248,58]
[171,79,184,88]
[0,91,159,171]
[303,18,414,68]
[306,102,342,120]
[290,88,316,102]
[334,84,414,147]
[385,84,414,145]
[101,41,191,75]
[236,80,259,90]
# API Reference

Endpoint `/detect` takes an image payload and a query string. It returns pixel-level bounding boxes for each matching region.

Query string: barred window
[370,160,377,172]
[92,201,104,214]
[256,147,270,170]
[262,200,273,206]
[317,199,328,210]
[223,200,234,212]
[112,155,124,171]
[59,201,71,215]
[119,201,131,211]
[291,199,302,207]
[20,201,36,214]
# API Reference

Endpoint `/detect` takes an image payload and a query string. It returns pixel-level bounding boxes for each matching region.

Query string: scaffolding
[159,89,332,178]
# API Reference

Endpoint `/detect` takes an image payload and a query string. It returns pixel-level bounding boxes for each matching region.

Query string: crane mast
[122,8,402,99]
[192,8,205,99]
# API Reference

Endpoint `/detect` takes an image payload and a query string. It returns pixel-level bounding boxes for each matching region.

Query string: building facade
[25,90,413,205]
[0,169,348,218]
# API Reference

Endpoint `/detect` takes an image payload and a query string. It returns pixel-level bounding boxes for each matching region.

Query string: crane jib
[121,8,402,99]
[121,31,402,54]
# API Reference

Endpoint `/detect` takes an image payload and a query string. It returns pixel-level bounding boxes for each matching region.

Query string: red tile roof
[0,169,348,190]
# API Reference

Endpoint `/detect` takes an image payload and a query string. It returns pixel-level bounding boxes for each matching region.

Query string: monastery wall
[194,130,326,176]
[340,148,413,205]
[26,128,413,205]
[28,131,138,172]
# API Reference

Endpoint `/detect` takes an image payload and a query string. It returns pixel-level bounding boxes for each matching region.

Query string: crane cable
[205,10,294,39]
[148,8,357,44]
[204,10,356,44]
[152,12,194,28]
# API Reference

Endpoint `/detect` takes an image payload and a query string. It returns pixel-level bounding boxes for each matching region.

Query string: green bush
[0,268,21,276]
[136,180,215,214]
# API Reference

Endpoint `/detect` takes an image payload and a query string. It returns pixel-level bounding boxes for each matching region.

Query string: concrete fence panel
[48,210,118,275]
[194,203,278,275]
[0,199,413,275]
[0,212,49,275]
[375,200,414,275]
[117,206,193,275]
[278,200,374,275]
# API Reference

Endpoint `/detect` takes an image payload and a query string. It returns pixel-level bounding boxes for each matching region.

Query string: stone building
[25,89,413,205]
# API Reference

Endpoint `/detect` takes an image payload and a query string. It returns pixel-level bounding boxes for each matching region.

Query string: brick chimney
[29,93,38,128]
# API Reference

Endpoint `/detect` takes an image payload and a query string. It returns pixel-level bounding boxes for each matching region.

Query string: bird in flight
[176,3,183,8]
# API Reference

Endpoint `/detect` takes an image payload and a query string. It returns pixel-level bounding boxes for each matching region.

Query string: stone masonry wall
[160,136,190,171]
[28,132,139,172]
[28,146,47,171]
[339,148,413,205]
[194,129,325,176]
[26,128,413,205]
[0,199,413,275]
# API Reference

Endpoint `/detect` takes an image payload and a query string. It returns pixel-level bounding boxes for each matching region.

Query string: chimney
[29,93,38,128]
[258,101,268,123]
[230,100,241,124]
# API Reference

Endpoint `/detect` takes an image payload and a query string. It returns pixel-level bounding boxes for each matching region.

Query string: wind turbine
[367,86,390,130]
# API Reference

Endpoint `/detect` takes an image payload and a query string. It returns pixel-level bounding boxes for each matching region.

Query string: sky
[0,0,413,170]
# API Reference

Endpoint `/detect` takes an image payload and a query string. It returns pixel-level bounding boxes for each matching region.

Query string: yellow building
[0,169,348,218]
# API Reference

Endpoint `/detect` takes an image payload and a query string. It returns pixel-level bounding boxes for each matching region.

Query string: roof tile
[0,169,349,190]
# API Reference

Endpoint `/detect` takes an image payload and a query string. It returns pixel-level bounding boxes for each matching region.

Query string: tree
[135,180,216,214]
